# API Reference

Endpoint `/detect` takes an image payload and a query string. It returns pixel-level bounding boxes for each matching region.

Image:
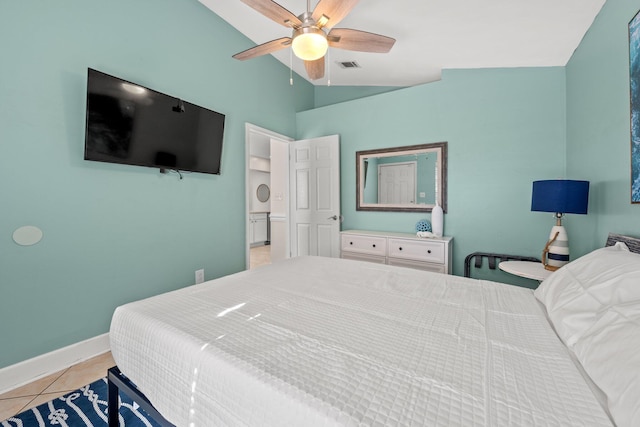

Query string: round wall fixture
[256,183,270,202]
[13,225,43,246]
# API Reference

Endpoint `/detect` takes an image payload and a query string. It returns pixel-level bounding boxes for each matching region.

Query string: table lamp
[531,180,589,271]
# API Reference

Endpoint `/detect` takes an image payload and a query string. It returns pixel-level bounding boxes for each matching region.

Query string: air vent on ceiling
[337,61,360,69]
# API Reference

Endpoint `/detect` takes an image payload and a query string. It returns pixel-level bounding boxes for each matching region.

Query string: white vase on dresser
[431,203,444,237]
[340,230,453,274]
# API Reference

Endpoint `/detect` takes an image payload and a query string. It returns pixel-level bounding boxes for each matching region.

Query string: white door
[378,162,416,204]
[270,138,290,263]
[290,135,341,258]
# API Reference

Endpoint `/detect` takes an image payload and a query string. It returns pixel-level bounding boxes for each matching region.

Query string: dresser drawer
[388,238,445,264]
[388,257,447,274]
[341,234,387,257]
[341,252,387,264]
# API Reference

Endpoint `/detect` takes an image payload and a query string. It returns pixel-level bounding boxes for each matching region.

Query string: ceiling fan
[232,0,396,80]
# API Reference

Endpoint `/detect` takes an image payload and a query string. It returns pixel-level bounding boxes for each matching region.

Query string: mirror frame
[356,142,447,212]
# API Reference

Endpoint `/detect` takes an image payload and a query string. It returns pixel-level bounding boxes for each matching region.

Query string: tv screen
[84,68,225,175]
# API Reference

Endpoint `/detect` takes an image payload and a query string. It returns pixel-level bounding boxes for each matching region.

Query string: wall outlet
[419,192,426,198]
[195,269,205,284]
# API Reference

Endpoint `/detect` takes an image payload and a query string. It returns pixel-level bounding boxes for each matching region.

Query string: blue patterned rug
[1,377,160,426]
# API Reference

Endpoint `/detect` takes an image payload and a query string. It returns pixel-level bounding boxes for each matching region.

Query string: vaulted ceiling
[200,0,606,87]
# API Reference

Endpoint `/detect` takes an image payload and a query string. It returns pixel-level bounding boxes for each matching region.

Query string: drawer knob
[372,244,376,248]
[399,247,403,251]
[350,242,353,245]
[428,250,432,254]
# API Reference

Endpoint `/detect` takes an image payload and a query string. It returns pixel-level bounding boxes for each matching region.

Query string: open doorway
[245,124,342,269]
[245,124,292,270]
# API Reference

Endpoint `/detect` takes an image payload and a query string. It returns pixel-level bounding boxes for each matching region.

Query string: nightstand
[499,260,553,282]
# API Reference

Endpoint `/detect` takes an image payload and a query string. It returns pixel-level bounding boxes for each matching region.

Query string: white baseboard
[0,333,110,395]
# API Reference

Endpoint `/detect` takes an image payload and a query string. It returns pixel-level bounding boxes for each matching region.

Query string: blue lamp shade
[531,180,589,215]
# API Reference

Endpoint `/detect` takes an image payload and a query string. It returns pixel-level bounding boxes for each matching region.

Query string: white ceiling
[199,0,606,87]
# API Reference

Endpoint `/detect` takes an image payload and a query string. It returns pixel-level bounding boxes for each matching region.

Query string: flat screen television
[84,68,225,175]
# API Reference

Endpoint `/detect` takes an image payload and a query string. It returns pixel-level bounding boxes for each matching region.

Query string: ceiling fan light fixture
[292,27,328,61]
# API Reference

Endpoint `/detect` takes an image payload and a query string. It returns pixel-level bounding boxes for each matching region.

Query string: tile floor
[0,351,115,421]
[1,248,270,421]
[250,244,271,269]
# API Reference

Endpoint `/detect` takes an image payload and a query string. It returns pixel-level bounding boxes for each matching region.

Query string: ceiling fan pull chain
[289,47,294,86]
[327,48,331,86]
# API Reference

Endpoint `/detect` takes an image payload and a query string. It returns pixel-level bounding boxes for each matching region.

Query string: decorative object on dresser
[415,219,432,232]
[431,202,444,237]
[340,230,452,274]
[415,219,434,238]
[356,142,447,213]
[531,179,589,271]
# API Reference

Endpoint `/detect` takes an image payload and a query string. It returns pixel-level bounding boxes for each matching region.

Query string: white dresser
[340,230,453,274]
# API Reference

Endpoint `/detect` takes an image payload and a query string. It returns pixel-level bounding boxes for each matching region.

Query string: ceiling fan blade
[328,28,395,53]
[305,58,325,80]
[232,37,292,61]
[240,0,302,27]
[312,0,359,28]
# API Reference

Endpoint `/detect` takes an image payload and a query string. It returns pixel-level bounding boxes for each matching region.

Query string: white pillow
[534,242,638,347]
[572,306,640,427]
[535,242,640,426]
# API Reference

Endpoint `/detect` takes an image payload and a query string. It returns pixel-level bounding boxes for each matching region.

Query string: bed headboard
[606,233,640,254]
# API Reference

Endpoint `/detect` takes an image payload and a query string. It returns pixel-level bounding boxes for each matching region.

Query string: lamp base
[542,225,570,271]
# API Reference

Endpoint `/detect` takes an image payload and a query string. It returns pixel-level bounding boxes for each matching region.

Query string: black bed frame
[107,366,175,427]
[463,251,540,278]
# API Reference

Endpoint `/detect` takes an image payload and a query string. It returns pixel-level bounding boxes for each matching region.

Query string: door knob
[327,215,338,220]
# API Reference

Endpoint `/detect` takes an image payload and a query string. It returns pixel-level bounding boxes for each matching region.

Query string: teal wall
[297,68,567,284]
[566,0,640,255]
[0,0,313,368]
[313,86,401,108]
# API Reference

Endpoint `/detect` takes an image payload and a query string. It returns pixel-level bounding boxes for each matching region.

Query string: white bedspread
[109,256,612,426]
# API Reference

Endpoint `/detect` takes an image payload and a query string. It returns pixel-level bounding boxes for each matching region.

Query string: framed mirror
[356,142,447,212]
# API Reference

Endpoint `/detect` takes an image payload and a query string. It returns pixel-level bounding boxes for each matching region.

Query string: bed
[108,233,640,426]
